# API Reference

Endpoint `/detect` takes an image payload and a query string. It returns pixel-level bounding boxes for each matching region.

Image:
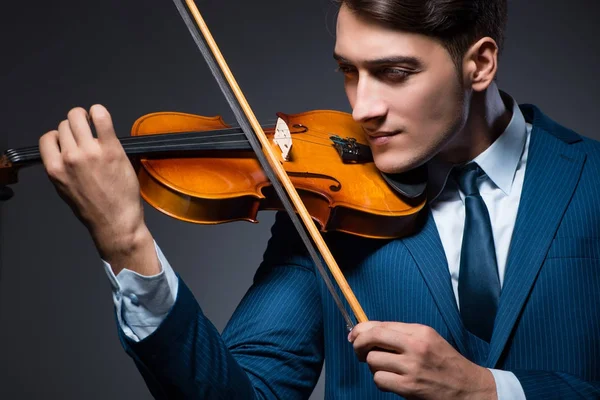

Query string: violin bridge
[274,117,293,161]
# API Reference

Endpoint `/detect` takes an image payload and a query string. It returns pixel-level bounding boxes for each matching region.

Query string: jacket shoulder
[521,103,600,157]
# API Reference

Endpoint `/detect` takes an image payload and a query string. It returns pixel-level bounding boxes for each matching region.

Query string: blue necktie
[455,163,501,342]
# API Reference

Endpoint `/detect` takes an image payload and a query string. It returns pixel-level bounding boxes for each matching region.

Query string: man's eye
[380,68,410,81]
[335,65,357,75]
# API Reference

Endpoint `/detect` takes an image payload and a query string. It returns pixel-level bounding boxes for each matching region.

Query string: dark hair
[337,0,508,70]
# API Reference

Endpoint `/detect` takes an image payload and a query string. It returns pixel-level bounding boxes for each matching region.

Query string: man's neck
[437,83,513,165]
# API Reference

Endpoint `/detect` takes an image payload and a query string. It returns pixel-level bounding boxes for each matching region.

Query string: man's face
[334,5,468,173]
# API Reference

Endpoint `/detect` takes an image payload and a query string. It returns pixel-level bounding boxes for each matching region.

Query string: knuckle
[418,325,436,342]
[87,146,104,162]
[46,161,65,180]
[104,144,122,160]
[372,327,388,342]
[62,150,81,167]
[365,351,378,365]
[406,358,423,376]
[402,377,419,394]
[413,339,429,356]
[421,325,435,336]
[373,371,391,392]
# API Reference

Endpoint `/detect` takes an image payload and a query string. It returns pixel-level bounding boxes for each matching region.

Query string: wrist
[465,367,497,400]
[97,222,160,277]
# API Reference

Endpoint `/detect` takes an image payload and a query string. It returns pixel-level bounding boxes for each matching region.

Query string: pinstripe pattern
[118,105,600,399]
[487,111,587,368]
[402,211,491,366]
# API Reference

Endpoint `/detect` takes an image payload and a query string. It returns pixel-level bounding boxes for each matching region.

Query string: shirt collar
[427,91,528,201]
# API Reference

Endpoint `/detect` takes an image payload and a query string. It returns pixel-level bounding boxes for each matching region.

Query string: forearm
[104,213,324,399]
[120,278,258,399]
[103,243,258,398]
[114,265,324,400]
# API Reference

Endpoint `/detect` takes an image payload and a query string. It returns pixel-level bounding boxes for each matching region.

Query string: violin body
[134,109,425,239]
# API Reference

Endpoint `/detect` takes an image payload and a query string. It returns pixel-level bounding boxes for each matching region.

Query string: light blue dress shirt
[103,92,529,399]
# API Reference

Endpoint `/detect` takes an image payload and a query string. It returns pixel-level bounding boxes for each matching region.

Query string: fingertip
[38,130,60,167]
[89,104,116,141]
[89,104,112,126]
[39,129,56,147]
[67,106,88,120]
[89,104,107,116]
[348,322,367,342]
[57,119,71,134]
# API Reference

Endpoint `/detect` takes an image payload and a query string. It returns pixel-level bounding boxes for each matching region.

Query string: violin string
[5,128,248,156]
[5,121,362,164]
[117,132,335,154]
[6,135,251,162]
[6,135,328,164]
[4,123,257,155]
[7,114,357,156]
[5,134,347,167]
[229,117,363,143]
[6,128,252,161]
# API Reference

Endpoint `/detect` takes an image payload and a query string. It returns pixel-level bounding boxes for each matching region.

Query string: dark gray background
[0,0,598,399]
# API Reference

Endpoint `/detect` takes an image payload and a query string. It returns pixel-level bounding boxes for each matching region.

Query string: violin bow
[172,0,368,329]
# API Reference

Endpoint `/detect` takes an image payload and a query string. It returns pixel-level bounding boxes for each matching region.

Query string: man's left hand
[348,321,497,400]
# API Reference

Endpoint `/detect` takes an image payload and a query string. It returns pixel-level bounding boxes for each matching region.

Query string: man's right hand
[39,105,160,276]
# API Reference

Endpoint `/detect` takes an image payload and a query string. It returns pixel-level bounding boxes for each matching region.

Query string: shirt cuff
[102,241,179,342]
[489,369,526,400]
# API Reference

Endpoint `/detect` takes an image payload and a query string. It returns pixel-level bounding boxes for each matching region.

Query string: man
[38,0,600,398]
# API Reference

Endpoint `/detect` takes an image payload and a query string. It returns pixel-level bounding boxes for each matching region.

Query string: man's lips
[364,130,401,139]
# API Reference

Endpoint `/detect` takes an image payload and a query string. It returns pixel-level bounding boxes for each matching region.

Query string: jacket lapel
[402,210,471,356]
[487,105,586,367]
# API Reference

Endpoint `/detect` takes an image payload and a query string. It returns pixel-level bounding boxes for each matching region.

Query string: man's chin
[372,153,423,175]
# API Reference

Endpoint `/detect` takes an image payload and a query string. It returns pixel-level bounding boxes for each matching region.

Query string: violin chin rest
[381,165,427,199]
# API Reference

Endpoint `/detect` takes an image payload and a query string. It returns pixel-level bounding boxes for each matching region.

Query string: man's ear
[462,37,499,92]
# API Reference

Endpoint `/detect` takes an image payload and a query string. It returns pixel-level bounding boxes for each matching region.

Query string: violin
[1,109,426,239]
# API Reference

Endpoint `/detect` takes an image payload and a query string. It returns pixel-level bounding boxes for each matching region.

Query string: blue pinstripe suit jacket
[119,104,600,399]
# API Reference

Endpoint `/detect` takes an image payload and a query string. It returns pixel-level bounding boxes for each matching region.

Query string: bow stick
[172,0,368,329]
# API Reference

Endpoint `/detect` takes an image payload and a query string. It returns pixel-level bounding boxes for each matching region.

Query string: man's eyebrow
[333,53,423,69]
[333,53,351,63]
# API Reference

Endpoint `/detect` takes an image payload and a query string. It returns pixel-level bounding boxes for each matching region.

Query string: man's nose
[351,79,387,123]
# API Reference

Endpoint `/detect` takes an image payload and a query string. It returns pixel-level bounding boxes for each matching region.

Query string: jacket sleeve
[116,212,325,399]
[512,370,600,399]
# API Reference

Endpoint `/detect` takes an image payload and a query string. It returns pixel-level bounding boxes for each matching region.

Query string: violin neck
[3,128,253,166]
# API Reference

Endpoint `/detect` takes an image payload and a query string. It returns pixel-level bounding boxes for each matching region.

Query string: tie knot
[454,163,483,196]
